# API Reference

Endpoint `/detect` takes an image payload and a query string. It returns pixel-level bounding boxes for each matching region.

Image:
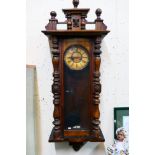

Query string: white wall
[26,0,128,155]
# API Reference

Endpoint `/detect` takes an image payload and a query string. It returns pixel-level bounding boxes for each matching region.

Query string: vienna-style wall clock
[42,0,110,151]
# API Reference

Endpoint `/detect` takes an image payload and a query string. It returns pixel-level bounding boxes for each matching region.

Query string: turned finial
[73,0,79,8]
[50,11,57,19]
[95,8,102,19]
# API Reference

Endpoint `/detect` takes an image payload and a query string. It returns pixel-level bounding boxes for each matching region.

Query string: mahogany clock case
[42,0,110,151]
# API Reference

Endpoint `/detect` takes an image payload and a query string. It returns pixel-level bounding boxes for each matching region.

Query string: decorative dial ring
[64,46,89,70]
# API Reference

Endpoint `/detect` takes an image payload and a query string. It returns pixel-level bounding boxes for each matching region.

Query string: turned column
[49,36,62,139]
[92,36,102,138]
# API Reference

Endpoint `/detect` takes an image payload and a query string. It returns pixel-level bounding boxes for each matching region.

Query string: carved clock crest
[42,0,110,151]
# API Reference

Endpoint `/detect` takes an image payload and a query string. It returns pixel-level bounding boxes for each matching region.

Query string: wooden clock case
[42,0,110,151]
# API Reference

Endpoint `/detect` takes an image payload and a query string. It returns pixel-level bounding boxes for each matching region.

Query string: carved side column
[49,36,62,140]
[92,36,102,138]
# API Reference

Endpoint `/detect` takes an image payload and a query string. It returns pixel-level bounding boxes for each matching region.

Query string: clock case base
[49,128,105,142]
[49,128,105,151]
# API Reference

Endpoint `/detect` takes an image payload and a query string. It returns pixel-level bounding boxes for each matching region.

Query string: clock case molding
[42,0,110,151]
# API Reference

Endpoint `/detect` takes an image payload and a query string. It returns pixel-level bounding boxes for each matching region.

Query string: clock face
[64,46,89,70]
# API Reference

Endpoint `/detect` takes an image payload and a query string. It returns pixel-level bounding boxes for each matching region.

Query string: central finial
[73,0,79,8]
[96,8,102,19]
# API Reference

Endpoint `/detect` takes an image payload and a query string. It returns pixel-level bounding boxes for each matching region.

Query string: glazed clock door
[62,39,92,133]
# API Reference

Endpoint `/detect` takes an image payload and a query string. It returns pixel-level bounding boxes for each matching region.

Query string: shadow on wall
[55,142,107,155]
[89,142,107,155]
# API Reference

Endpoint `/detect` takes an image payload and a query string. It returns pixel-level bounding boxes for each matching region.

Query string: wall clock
[42,0,110,151]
